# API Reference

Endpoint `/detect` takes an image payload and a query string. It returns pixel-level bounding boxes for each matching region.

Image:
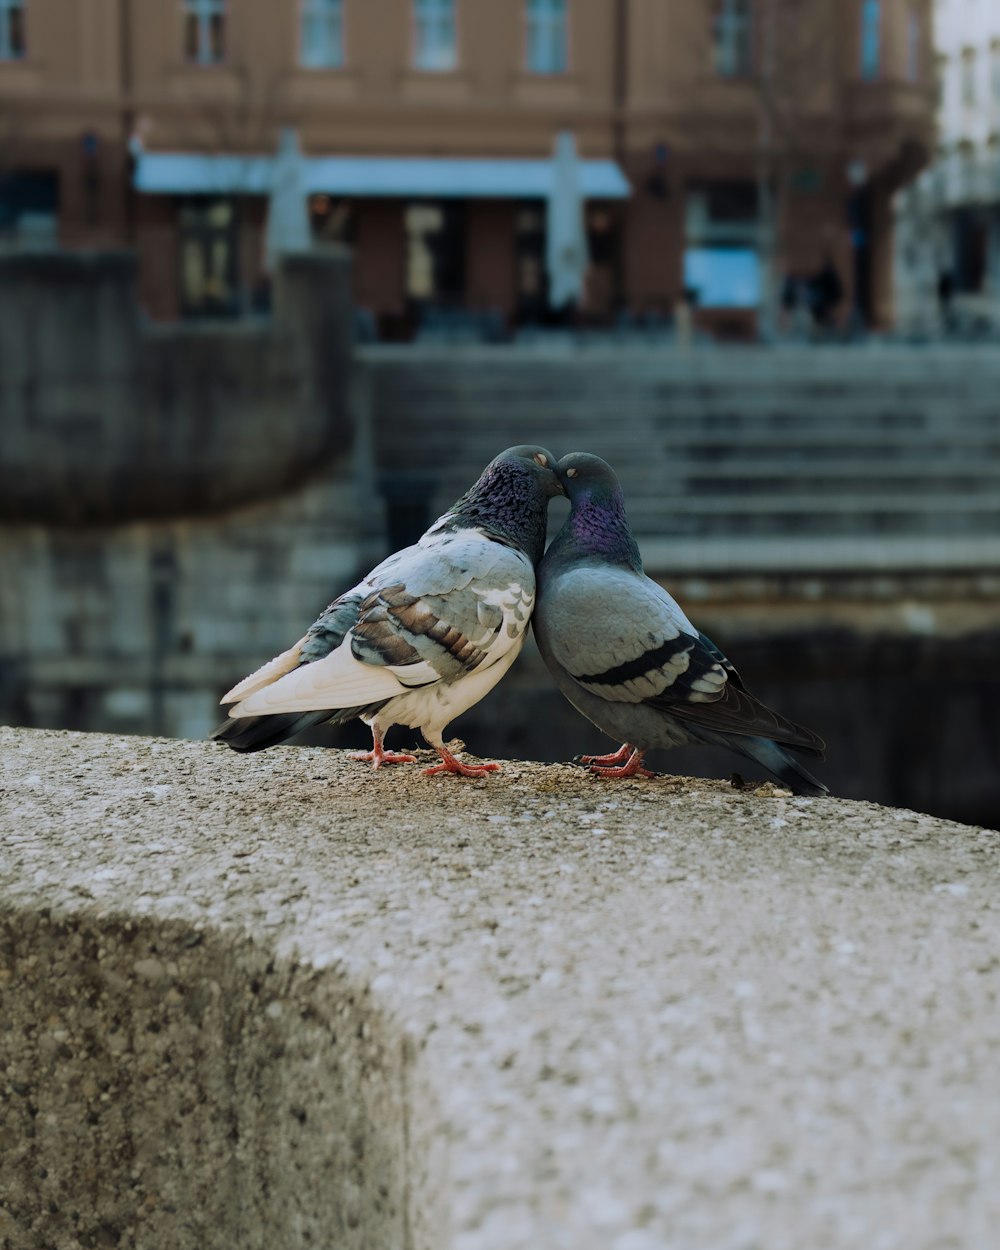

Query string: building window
[405,201,465,304]
[906,9,920,82]
[301,0,343,69]
[179,199,239,318]
[526,0,567,75]
[712,0,752,79]
[859,0,881,81]
[413,0,456,72]
[992,41,1000,105]
[0,170,58,246]
[184,0,226,65]
[954,208,989,293]
[683,183,761,309]
[961,48,976,108]
[0,0,25,60]
[515,203,547,320]
[309,195,356,243]
[932,50,945,112]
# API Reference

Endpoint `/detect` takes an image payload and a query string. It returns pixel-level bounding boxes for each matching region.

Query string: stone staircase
[363,346,1000,572]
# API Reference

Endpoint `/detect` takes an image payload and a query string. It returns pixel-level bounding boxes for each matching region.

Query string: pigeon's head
[556,453,621,505]
[447,446,564,565]
[488,446,565,500]
[548,452,642,570]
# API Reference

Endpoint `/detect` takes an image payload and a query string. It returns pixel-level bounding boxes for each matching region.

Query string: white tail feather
[221,639,306,704]
[229,640,409,718]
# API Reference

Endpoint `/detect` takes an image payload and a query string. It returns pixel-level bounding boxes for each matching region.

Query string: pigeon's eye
[565,467,578,478]
[534,453,549,467]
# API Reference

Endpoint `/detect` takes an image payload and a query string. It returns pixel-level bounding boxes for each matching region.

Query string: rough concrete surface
[1,727,999,1250]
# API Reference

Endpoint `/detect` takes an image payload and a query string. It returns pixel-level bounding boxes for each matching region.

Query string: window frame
[525,0,568,76]
[960,46,976,110]
[0,0,25,61]
[178,196,241,320]
[412,0,458,73]
[711,0,753,80]
[905,7,921,83]
[991,40,1000,107]
[300,0,345,69]
[404,199,467,307]
[183,0,227,67]
[859,0,881,82]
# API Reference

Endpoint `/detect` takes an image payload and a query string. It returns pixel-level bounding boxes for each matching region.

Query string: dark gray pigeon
[213,446,563,777]
[534,453,828,795]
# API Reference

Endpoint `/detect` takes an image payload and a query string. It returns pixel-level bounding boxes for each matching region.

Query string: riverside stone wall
[2,728,998,1250]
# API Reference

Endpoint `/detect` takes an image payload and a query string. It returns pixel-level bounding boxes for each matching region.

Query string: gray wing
[350,529,534,683]
[541,564,824,753]
[223,529,535,718]
[296,538,429,663]
[542,565,725,705]
[294,524,525,668]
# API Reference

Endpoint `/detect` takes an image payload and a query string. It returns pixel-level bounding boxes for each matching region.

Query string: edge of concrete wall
[3,727,999,1250]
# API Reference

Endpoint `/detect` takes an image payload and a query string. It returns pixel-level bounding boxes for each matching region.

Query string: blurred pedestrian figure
[808,256,844,332]
[781,271,811,340]
[674,291,693,351]
[937,269,956,334]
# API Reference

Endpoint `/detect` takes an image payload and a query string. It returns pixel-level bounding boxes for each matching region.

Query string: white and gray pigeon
[213,446,563,777]
[533,453,828,796]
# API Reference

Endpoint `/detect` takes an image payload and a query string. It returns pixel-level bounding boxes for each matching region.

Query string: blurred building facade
[894,0,1000,334]
[0,0,933,333]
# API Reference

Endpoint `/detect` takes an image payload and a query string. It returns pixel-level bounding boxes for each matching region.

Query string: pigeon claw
[351,747,418,770]
[576,743,635,768]
[423,746,501,778]
[587,747,657,780]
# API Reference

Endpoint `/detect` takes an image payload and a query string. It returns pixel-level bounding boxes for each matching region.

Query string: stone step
[627,491,1000,514]
[367,351,1000,549]
[377,428,1000,456]
[632,514,1000,538]
[372,376,1000,402]
[374,399,998,431]
[375,437,1000,473]
[401,476,1000,536]
[667,467,1000,486]
[374,379,997,405]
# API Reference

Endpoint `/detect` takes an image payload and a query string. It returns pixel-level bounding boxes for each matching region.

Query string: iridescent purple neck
[565,487,643,571]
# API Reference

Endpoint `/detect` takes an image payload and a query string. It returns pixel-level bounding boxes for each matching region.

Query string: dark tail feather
[210,711,333,753]
[735,736,829,797]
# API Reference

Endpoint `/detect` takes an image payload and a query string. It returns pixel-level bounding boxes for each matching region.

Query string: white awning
[134,152,631,200]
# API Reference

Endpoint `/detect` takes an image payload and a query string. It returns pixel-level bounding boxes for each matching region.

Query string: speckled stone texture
[1,727,998,1250]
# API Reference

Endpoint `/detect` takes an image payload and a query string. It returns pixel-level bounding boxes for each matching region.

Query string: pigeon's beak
[535,452,566,498]
[554,458,576,498]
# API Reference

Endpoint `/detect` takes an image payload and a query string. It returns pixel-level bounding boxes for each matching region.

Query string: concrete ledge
[2,728,999,1250]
